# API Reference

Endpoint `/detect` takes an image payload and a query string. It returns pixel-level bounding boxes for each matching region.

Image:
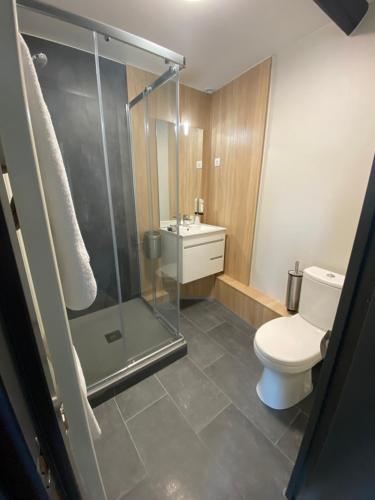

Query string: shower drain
[104,330,122,343]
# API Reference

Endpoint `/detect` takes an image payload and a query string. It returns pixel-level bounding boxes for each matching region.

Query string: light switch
[196,160,203,169]
[214,157,221,167]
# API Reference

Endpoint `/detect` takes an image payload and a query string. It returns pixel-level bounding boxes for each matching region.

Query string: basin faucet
[172,214,191,225]
[182,214,191,225]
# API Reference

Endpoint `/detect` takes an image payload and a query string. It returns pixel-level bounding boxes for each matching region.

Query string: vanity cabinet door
[182,233,225,283]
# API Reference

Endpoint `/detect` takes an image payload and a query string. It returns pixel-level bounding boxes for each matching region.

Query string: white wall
[251,6,375,303]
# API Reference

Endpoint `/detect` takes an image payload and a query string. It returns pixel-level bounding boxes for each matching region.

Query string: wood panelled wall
[126,66,212,298]
[205,58,272,284]
[126,59,272,300]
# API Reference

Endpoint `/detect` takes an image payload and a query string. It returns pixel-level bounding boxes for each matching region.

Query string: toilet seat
[254,314,324,373]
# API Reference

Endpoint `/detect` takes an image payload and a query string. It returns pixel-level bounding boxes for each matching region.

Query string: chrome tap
[182,214,191,225]
[172,214,191,225]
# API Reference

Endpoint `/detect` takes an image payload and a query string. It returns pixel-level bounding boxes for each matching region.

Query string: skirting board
[213,274,290,328]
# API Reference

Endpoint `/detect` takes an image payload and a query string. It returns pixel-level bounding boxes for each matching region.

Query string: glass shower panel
[95,35,181,365]
[18,13,126,388]
[145,76,181,333]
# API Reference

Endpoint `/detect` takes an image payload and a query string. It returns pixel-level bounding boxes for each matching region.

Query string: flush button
[326,273,335,278]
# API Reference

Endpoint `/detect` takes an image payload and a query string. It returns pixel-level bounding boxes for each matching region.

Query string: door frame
[0,1,106,498]
[0,208,79,498]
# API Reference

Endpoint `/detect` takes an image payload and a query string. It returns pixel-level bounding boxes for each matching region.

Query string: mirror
[156,119,204,223]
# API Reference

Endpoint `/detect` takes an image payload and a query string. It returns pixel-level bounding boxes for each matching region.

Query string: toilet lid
[254,314,325,367]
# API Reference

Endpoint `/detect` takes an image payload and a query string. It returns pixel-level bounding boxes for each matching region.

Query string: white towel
[73,347,101,440]
[19,35,97,311]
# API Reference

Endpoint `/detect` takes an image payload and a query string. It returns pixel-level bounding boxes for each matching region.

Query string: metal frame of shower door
[0,1,107,498]
[143,85,157,310]
[174,65,181,338]
[16,0,185,68]
[128,65,180,109]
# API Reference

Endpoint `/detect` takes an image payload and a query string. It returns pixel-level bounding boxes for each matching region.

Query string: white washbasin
[160,223,225,238]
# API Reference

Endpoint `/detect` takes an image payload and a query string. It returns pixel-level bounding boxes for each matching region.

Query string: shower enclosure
[17,1,185,395]
[0,0,185,497]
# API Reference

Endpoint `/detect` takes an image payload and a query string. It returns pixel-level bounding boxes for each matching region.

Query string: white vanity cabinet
[160,224,226,284]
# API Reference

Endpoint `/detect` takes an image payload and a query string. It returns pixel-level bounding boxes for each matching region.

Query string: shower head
[32,52,48,68]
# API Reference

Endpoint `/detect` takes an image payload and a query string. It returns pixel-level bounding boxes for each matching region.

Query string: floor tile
[277,411,309,463]
[120,478,160,500]
[207,322,258,367]
[155,299,179,330]
[94,400,146,500]
[115,375,166,421]
[180,298,211,312]
[180,316,224,369]
[205,301,256,336]
[181,301,224,332]
[126,395,204,476]
[157,357,230,432]
[126,396,242,497]
[298,391,315,416]
[297,363,322,416]
[200,405,292,500]
[151,450,243,500]
[205,354,299,443]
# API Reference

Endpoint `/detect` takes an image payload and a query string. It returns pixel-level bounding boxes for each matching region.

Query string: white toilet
[254,266,345,410]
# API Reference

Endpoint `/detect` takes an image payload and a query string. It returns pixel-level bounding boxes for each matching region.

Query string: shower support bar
[17,0,186,68]
[128,65,179,109]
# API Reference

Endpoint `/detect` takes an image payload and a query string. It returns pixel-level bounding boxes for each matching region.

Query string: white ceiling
[27,0,330,91]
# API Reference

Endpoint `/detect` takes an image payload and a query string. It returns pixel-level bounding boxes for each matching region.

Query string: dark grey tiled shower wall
[24,35,141,316]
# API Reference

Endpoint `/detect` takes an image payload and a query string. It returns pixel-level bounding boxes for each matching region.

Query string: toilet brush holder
[286,261,303,312]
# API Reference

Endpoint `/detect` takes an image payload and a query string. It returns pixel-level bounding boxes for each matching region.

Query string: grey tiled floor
[94,299,316,500]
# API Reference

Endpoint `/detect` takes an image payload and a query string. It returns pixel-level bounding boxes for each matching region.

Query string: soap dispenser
[194,197,204,224]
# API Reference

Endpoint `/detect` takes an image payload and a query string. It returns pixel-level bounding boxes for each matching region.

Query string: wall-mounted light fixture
[182,121,190,136]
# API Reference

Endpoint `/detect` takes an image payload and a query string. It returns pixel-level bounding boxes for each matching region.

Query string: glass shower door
[95,34,182,369]
[127,69,181,358]
[143,74,181,333]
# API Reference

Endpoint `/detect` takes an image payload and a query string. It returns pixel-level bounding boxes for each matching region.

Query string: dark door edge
[0,202,82,500]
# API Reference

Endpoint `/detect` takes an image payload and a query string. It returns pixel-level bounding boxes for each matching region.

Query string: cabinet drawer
[182,237,225,283]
